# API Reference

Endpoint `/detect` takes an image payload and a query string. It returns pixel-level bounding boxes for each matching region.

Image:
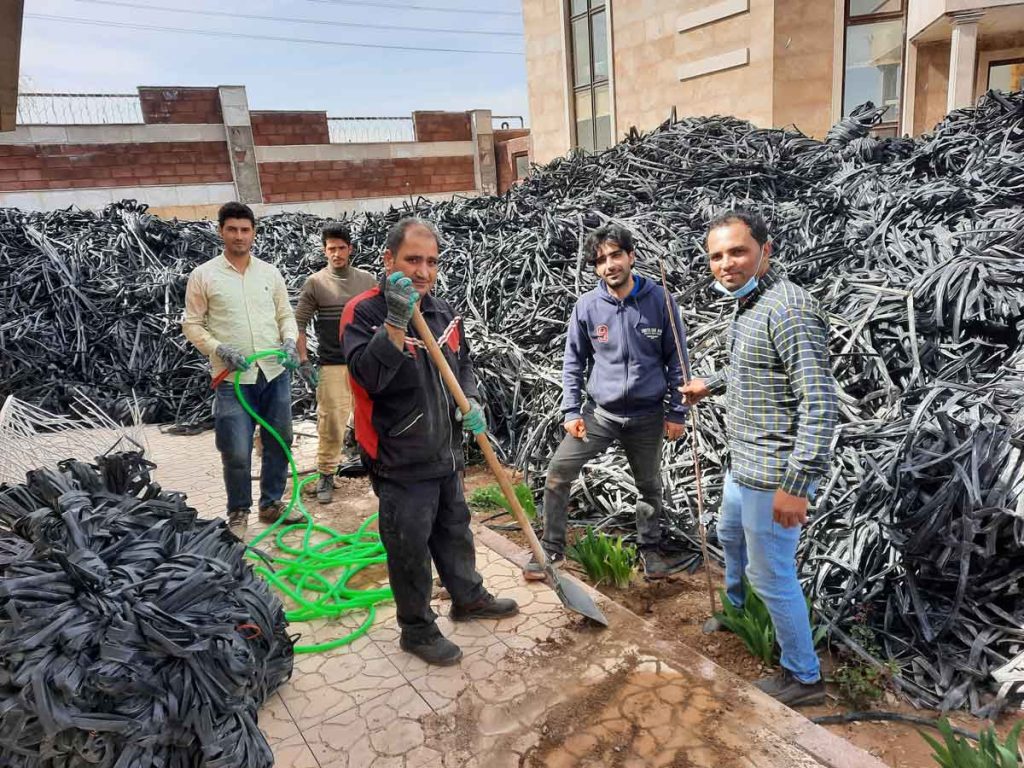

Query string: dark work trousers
[542,406,665,555]
[371,472,488,642]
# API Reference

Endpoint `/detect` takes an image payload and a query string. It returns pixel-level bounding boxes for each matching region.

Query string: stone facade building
[522,0,1024,163]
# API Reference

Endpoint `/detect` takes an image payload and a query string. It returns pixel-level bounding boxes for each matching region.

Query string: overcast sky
[20,0,529,120]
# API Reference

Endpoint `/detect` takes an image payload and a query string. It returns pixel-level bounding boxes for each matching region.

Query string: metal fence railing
[493,115,525,130]
[17,93,144,125]
[328,117,415,144]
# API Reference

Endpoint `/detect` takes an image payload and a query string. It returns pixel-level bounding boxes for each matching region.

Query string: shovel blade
[549,566,609,627]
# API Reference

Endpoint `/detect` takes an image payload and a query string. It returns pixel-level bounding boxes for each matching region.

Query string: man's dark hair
[217,201,256,228]
[322,222,352,246]
[384,217,441,255]
[707,208,769,247]
[584,224,635,266]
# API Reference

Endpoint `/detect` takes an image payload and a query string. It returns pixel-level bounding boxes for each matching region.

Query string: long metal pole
[658,256,717,615]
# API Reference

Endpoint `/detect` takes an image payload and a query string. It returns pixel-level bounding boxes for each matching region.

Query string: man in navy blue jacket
[525,224,688,581]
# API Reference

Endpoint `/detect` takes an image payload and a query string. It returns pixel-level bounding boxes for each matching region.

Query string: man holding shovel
[681,209,838,707]
[340,217,518,666]
[525,224,689,582]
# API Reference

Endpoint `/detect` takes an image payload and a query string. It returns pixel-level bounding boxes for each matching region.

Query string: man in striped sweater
[295,223,377,503]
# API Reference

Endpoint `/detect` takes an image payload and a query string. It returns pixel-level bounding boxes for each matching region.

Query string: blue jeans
[716,472,820,684]
[214,370,293,513]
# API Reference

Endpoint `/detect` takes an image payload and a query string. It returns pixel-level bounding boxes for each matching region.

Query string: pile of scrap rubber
[0,452,293,768]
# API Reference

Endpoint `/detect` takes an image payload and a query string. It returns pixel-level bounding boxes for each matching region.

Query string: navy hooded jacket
[562,274,688,424]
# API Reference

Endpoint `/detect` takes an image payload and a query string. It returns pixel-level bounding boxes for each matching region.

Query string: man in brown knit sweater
[295,223,376,503]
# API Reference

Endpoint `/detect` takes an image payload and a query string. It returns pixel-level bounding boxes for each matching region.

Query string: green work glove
[298,361,319,388]
[280,339,300,371]
[458,398,487,436]
[216,344,250,373]
[384,272,419,330]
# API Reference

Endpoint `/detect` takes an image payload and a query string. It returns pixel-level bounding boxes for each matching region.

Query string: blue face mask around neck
[713,246,767,299]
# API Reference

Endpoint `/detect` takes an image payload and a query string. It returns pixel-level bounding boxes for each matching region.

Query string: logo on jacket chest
[595,324,609,344]
[639,326,661,342]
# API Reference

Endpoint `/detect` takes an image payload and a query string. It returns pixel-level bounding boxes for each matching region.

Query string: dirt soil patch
[487,521,1017,768]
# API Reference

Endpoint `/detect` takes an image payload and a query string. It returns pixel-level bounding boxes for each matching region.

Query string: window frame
[568,0,611,152]
[987,57,1024,92]
[841,0,907,134]
[513,151,530,181]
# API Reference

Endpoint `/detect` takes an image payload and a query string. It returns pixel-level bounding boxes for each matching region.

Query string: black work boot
[227,508,249,538]
[399,634,463,666]
[754,669,826,707]
[450,594,520,622]
[258,500,304,525]
[522,550,563,581]
[641,547,672,580]
[316,475,335,504]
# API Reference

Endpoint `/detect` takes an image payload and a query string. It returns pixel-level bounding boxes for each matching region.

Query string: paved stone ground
[135,423,886,768]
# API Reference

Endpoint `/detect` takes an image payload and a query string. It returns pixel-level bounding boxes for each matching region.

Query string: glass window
[843,19,903,123]
[849,0,900,17]
[988,60,1024,93]
[592,11,608,82]
[594,84,612,150]
[572,17,591,86]
[568,0,612,152]
[514,153,530,180]
[575,90,594,152]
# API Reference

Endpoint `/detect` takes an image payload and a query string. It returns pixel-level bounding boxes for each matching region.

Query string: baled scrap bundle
[0,452,293,768]
[0,91,1023,713]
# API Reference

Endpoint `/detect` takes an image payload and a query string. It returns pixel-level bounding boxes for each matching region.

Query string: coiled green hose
[231,349,392,653]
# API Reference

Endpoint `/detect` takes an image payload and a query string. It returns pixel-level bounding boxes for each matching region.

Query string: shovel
[411,309,609,627]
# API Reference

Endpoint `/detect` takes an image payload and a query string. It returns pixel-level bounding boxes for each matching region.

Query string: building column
[947,13,982,112]
[0,0,25,133]
[218,85,262,204]
[901,39,918,135]
[469,109,498,196]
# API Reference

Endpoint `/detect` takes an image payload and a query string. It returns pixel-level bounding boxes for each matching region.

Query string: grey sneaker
[641,547,672,580]
[316,475,335,504]
[702,615,727,634]
[523,550,563,581]
[754,669,826,707]
[227,508,249,538]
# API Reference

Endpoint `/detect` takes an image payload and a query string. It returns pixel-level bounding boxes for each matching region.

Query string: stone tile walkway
[137,424,887,768]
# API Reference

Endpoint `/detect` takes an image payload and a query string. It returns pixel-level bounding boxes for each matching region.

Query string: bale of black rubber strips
[0,452,293,768]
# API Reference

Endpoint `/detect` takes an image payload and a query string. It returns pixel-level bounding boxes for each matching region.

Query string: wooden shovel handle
[410,309,549,566]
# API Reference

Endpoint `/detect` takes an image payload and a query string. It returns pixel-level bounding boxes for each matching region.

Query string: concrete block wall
[413,111,473,142]
[0,140,232,191]
[139,87,223,125]
[251,111,330,146]
[0,87,527,216]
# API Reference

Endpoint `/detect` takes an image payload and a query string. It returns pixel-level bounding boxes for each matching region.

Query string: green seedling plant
[468,482,536,520]
[715,580,776,665]
[921,718,1022,768]
[713,580,825,666]
[565,527,637,588]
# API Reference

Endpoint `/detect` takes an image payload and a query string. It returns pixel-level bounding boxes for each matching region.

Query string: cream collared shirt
[182,253,299,385]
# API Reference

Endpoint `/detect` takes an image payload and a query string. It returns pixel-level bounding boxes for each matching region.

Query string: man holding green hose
[341,217,518,666]
[182,201,304,537]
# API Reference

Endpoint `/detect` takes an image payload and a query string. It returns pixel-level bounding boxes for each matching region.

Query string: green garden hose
[231,349,392,653]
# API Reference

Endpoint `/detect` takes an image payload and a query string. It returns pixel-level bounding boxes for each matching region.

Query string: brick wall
[139,87,223,125]
[251,111,330,146]
[494,129,530,143]
[412,111,472,142]
[0,141,232,190]
[258,156,475,203]
[496,135,531,194]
